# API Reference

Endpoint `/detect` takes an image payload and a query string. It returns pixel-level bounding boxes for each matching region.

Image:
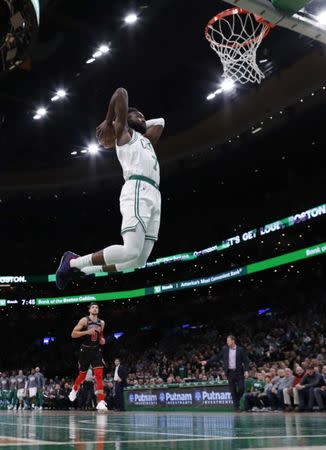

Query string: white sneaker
[38,406,43,411]
[96,400,108,411]
[69,389,77,402]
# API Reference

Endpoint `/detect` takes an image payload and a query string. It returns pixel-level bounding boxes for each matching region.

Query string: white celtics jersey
[116,130,160,186]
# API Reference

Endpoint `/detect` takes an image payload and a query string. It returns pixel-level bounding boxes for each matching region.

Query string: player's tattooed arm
[71,317,95,339]
[100,320,105,345]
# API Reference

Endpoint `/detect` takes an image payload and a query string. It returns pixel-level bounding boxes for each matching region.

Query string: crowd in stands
[1,304,326,412]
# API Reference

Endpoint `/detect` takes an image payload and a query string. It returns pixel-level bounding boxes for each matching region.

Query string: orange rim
[205,7,274,49]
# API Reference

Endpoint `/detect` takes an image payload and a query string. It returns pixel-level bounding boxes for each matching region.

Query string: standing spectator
[201,335,249,412]
[313,365,326,411]
[27,369,38,410]
[16,370,27,411]
[283,366,304,411]
[8,371,17,410]
[296,365,324,412]
[35,367,45,410]
[113,358,127,411]
[0,372,10,410]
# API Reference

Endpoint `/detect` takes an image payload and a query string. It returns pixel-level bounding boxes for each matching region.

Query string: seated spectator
[104,381,114,409]
[243,373,265,411]
[268,369,294,410]
[54,383,68,410]
[283,366,304,411]
[296,366,324,412]
[257,375,273,409]
[313,365,326,411]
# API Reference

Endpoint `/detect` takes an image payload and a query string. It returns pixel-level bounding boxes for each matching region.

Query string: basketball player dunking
[56,87,165,289]
[69,303,107,410]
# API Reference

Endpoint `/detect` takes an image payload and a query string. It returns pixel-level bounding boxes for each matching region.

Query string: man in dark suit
[201,335,249,412]
[113,358,127,411]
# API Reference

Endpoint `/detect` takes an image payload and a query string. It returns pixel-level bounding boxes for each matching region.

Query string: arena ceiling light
[51,89,67,102]
[206,88,223,100]
[221,78,235,92]
[92,50,103,58]
[89,44,110,62]
[99,45,110,53]
[206,78,235,100]
[124,13,138,24]
[33,107,47,120]
[88,143,99,154]
[316,10,326,25]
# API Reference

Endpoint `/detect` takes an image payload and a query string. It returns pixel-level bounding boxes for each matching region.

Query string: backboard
[223,0,326,44]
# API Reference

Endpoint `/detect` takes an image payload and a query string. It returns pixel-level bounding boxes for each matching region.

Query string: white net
[206,10,271,84]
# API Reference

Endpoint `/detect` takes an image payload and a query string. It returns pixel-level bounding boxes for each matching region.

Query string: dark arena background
[0,0,325,449]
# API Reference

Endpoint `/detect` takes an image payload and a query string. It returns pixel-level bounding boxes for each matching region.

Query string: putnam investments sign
[127,385,233,409]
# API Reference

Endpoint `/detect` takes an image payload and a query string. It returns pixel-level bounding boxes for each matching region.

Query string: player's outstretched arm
[144,118,165,145]
[96,87,131,148]
[71,318,95,339]
[111,88,131,145]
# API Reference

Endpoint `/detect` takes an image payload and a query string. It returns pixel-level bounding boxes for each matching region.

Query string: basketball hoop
[205,8,274,84]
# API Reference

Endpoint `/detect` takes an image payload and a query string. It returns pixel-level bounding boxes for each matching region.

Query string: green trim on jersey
[128,131,138,146]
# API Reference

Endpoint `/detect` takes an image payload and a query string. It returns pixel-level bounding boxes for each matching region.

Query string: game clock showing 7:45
[21,299,36,306]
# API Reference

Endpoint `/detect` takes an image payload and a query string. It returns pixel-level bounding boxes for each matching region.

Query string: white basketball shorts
[120,179,161,241]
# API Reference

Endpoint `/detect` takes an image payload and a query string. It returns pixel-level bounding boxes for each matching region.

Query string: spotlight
[34,107,47,119]
[51,89,67,102]
[206,88,223,101]
[316,10,326,25]
[57,89,66,98]
[221,79,235,92]
[92,50,103,58]
[124,13,138,24]
[37,107,47,116]
[99,45,110,53]
[88,143,99,154]
[71,151,77,156]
